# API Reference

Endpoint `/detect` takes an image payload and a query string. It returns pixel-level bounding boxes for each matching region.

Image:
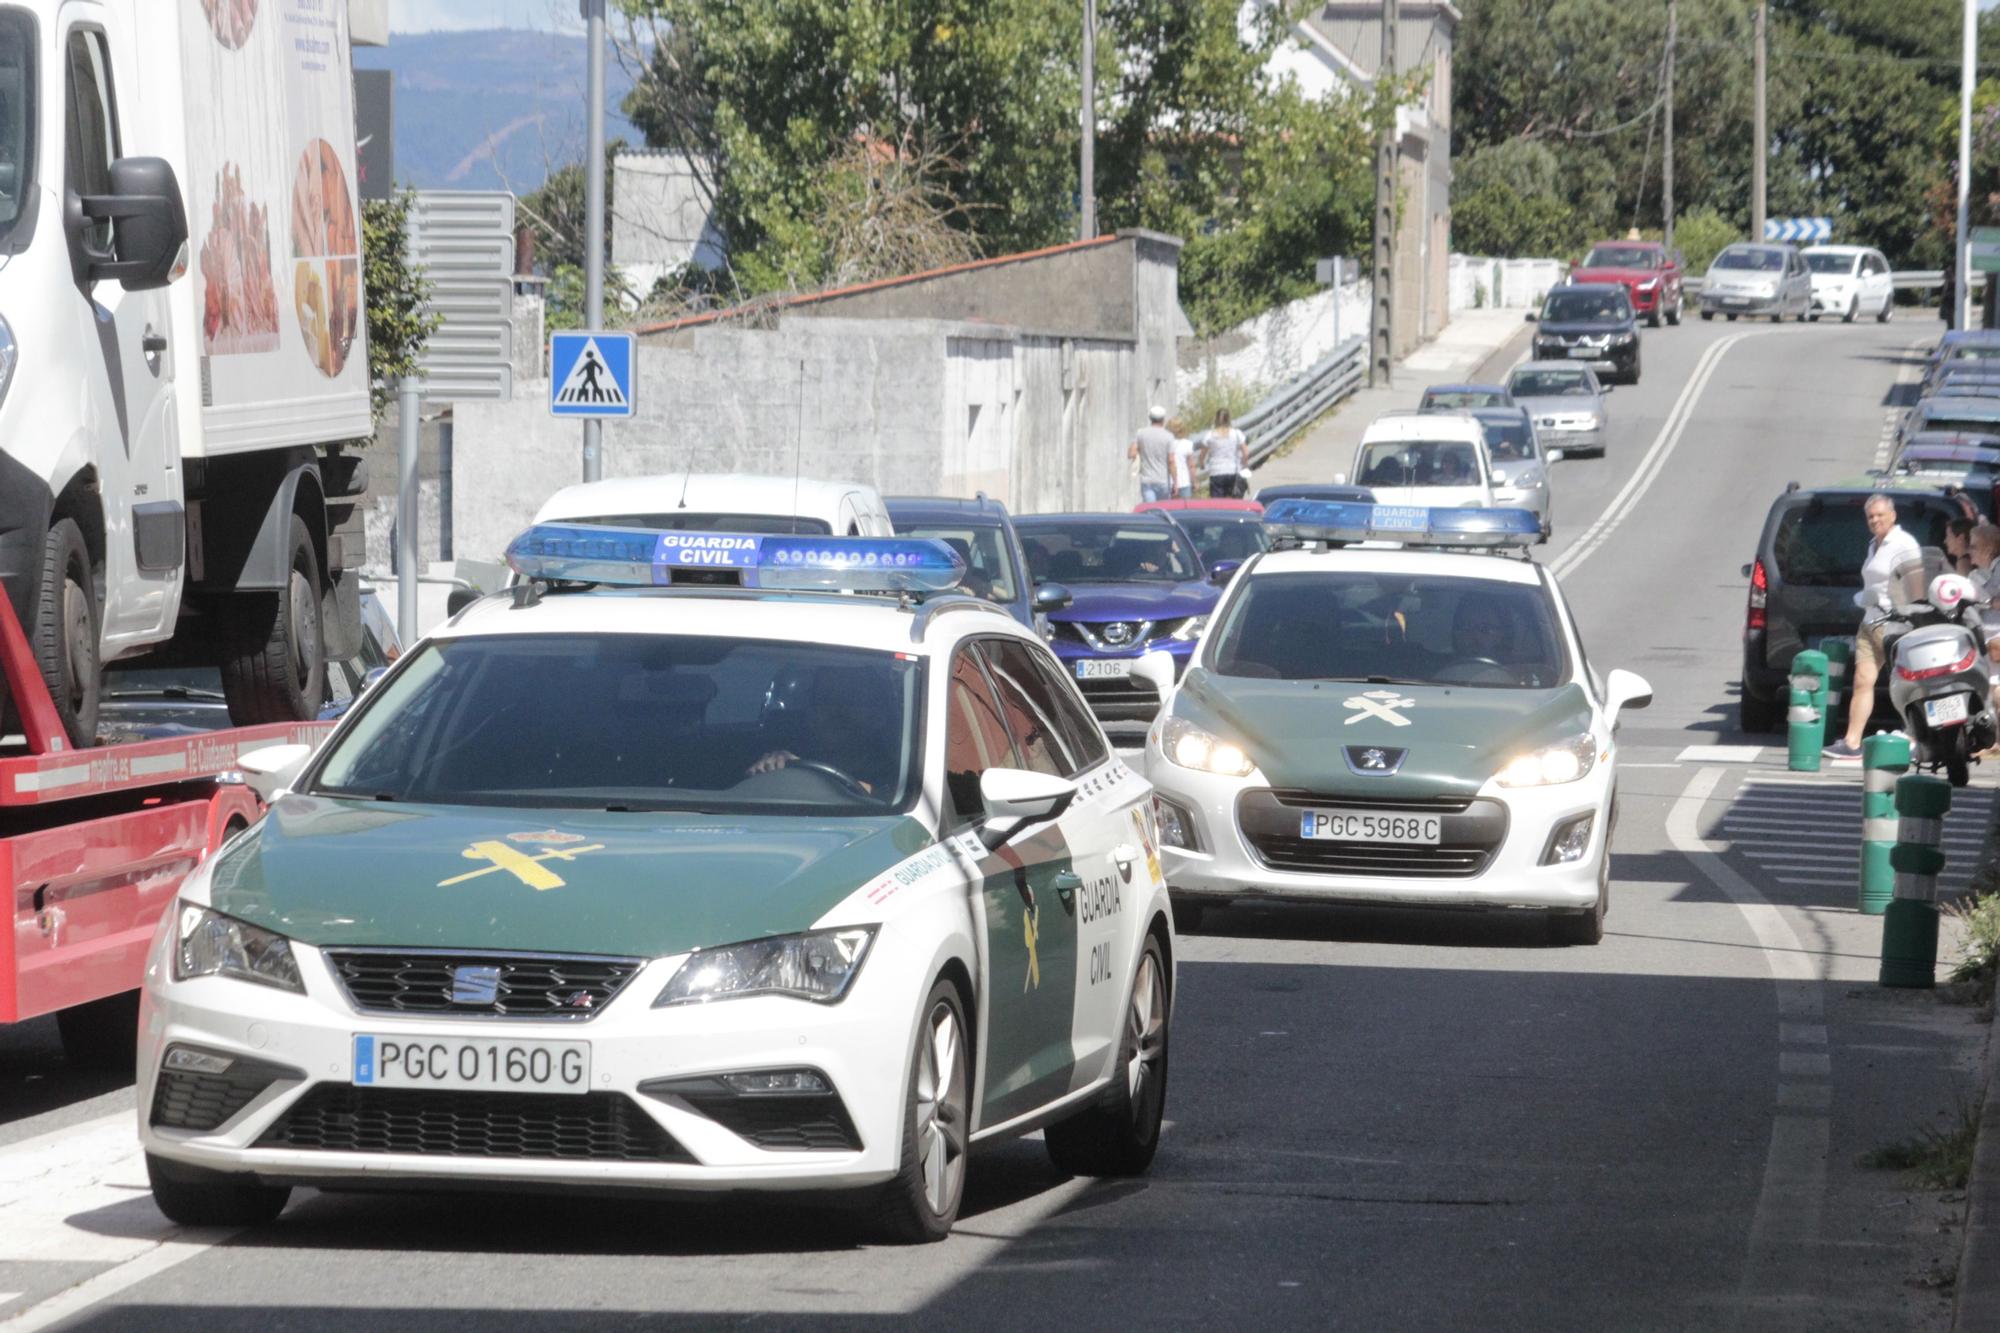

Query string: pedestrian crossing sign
[549,331,636,418]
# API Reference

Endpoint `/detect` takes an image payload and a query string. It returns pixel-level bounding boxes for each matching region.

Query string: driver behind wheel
[1451,598,1515,665]
[746,665,896,793]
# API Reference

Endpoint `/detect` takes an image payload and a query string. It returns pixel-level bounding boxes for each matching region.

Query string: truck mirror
[76,157,189,292]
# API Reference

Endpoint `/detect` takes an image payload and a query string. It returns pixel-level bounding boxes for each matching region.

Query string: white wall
[1175,278,1371,402]
[1447,256,1567,312]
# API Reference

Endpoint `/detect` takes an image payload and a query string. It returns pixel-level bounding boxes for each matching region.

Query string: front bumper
[137,929,915,1193]
[1533,422,1605,454]
[1145,754,1608,911]
[1532,342,1637,376]
[1702,292,1783,316]
[1047,637,1196,722]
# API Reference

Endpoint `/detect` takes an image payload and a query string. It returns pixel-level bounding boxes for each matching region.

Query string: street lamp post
[581,0,607,482]
[1081,0,1097,240]
[1956,0,1976,331]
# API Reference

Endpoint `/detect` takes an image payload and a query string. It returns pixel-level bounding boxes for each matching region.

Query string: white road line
[1675,745,1765,764]
[3,1235,236,1333]
[1549,330,1777,580]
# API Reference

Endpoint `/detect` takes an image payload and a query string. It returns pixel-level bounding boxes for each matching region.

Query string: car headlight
[1496,733,1599,787]
[1159,715,1255,777]
[1637,278,1659,291]
[655,927,876,1006]
[1170,615,1208,642]
[173,902,305,993]
[0,315,16,411]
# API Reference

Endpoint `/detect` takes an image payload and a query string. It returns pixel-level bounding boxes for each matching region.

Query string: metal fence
[1684,271,1961,295]
[1242,336,1367,468]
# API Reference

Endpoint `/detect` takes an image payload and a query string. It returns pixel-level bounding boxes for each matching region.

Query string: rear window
[1771,499,1954,586]
[563,512,833,535]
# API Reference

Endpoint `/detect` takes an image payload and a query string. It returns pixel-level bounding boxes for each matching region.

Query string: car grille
[324,950,644,1021]
[150,1054,301,1133]
[255,1085,694,1163]
[1236,789,1507,879]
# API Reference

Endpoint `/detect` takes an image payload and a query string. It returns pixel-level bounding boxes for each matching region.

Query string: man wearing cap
[1129,406,1176,504]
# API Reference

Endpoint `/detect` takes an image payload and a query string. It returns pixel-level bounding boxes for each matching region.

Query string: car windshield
[1772,500,1954,586]
[1208,571,1568,689]
[1583,245,1656,269]
[1356,440,1484,488]
[1018,522,1200,584]
[559,512,833,535]
[1172,515,1270,565]
[1542,288,1629,322]
[1480,418,1537,461]
[1806,253,1858,275]
[1714,248,1784,272]
[1922,411,2000,434]
[1423,389,1506,409]
[310,634,925,814]
[1509,369,1594,397]
[0,9,32,245]
[892,522,1018,604]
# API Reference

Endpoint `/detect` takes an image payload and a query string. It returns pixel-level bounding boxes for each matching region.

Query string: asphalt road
[2,312,1991,1331]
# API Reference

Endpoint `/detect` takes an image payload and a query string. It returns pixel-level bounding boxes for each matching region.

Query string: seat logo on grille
[450,965,502,1005]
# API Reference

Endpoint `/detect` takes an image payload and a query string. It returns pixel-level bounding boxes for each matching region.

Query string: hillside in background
[355,29,641,193]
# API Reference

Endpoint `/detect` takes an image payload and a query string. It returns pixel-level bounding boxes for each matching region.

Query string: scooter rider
[1826,494,1925,761]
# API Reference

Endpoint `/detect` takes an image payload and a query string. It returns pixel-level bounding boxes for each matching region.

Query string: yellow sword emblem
[1022,902,1040,991]
[438,840,606,891]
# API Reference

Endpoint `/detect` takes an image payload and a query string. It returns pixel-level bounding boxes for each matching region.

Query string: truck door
[61,21,179,649]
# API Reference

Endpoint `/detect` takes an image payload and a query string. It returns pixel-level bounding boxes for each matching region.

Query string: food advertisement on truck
[181,0,371,452]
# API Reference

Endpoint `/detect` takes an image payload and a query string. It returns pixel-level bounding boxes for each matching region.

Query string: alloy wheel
[915,999,967,1217]
[60,573,91,712]
[1124,951,1168,1129]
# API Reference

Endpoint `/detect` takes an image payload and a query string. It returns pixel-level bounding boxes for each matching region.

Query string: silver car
[1471,405,1555,542]
[1699,243,1813,323]
[1506,361,1608,458]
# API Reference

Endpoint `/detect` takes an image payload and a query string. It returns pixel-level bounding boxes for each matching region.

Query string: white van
[533,474,896,538]
[0,3,373,743]
[1342,411,1497,510]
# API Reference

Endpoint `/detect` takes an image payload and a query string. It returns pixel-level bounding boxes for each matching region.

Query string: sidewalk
[1955,1014,2000,1331]
[1253,308,1533,490]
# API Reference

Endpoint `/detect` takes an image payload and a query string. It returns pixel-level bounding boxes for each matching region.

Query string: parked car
[1341,411,1497,509]
[1527,283,1642,384]
[1570,239,1686,327]
[1926,362,2000,397]
[1899,398,2000,453]
[1802,245,1895,323]
[1883,447,2000,518]
[1418,383,1514,411]
[1253,484,1376,507]
[1506,362,1610,457]
[1016,513,1220,723]
[534,473,896,538]
[1887,431,2000,474]
[1699,243,1813,323]
[1136,500,1272,575]
[1471,405,1556,541]
[1922,330,2000,394]
[1739,484,1968,731]
[887,494,1064,630]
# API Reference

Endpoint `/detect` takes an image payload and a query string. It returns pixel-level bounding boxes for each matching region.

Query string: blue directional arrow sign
[549,331,637,419]
[1763,217,1832,244]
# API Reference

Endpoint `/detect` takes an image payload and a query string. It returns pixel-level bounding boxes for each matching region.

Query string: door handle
[1051,870,1081,912]
[142,329,168,354]
[1113,844,1138,868]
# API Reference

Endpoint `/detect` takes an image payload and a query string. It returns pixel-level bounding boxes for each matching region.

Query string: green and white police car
[139,528,1174,1242]
[1143,502,1652,943]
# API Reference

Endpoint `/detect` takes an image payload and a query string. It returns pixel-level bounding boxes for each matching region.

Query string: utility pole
[1370,0,1397,388]
[581,0,607,482]
[1080,0,1098,240]
[1956,0,1975,329]
[1663,0,1676,251]
[1752,1,1766,245]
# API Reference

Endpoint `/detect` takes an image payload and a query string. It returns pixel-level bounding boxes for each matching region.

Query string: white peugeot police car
[139,529,1174,1242]
[1142,502,1652,943]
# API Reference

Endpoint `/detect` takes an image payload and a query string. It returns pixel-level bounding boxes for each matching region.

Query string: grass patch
[1945,891,2000,1002]
[1864,1098,1983,1191]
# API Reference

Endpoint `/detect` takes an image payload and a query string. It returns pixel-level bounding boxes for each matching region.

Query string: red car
[1570,240,1685,328]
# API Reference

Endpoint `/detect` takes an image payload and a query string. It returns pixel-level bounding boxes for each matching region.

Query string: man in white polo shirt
[1826,492,1924,760]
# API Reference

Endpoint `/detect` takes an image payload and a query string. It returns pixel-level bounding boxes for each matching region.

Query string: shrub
[1674,209,1740,278]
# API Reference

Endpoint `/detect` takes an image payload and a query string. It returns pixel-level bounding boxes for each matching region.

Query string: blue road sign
[1763,217,1832,244]
[549,331,636,418]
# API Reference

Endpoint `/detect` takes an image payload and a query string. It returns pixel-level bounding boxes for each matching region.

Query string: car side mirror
[1207,559,1243,585]
[1546,448,1565,463]
[1130,649,1177,707]
[75,156,189,291]
[1032,581,1072,613]
[1524,311,1538,322]
[1606,668,1654,719]
[978,768,1078,850]
[235,742,315,802]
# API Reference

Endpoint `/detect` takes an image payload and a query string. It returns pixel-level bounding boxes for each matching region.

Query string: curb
[1954,1015,2000,1331]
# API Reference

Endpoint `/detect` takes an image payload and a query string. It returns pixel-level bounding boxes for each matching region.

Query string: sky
[393,0,583,34]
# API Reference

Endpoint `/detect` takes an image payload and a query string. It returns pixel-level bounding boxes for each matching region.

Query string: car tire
[1726,313,1738,322]
[33,517,100,749]
[871,977,970,1243]
[1646,309,1662,329]
[1666,298,1683,327]
[55,991,138,1071]
[1842,297,1858,324]
[1878,296,1894,323]
[219,514,326,725]
[1739,686,1782,734]
[1771,311,1785,324]
[1550,854,1609,947]
[147,1153,292,1227]
[1700,309,1715,321]
[1045,932,1170,1178]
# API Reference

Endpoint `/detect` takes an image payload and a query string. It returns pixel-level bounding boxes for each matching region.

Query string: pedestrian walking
[1129,406,1176,505]
[1198,409,1249,499]
[1168,418,1196,500]
[1825,493,1924,760]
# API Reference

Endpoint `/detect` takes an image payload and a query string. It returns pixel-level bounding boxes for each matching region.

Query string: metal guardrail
[1684,271,1961,295]
[1241,336,1367,468]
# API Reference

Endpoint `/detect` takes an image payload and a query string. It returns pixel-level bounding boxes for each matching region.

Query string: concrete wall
[611,151,726,296]
[1448,256,1566,312]
[1174,278,1370,402]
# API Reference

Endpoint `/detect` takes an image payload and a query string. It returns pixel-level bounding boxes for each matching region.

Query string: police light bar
[1261,501,1540,548]
[505,524,966,592]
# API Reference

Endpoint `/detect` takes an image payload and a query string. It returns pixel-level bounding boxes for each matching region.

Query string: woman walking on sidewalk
[1199,410,1249,499]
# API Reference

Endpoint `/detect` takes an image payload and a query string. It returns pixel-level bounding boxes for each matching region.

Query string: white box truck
[0,0,373,746]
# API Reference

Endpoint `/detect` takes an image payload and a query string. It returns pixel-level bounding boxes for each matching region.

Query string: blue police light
[1262,501,1539,548]
[504,524,966,593]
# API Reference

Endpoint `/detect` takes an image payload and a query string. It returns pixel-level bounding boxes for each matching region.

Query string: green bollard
[1858,732,1911,915]
[1881,774,1950,988]
[1787,686,1822,771]
[1822,638,1854,739]
[1792,649,1830,726]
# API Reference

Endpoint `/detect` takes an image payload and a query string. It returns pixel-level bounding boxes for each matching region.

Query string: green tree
[1452,183,1583,258]
[1672,207,1738,276]
[358,192,439,426]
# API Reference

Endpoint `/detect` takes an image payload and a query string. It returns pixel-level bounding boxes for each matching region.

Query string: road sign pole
[1957,0,1976,332]
[397,375,421,646]
[582,0,608,482]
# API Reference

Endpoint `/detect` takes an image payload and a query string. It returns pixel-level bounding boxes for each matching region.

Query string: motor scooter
[1880,573,1997,787]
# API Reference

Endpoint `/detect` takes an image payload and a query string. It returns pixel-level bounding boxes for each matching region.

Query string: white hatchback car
[138,529,1174,1242]
[1802,245,1895,324]
[1341,411,1496,510]
[535,472,896,537]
